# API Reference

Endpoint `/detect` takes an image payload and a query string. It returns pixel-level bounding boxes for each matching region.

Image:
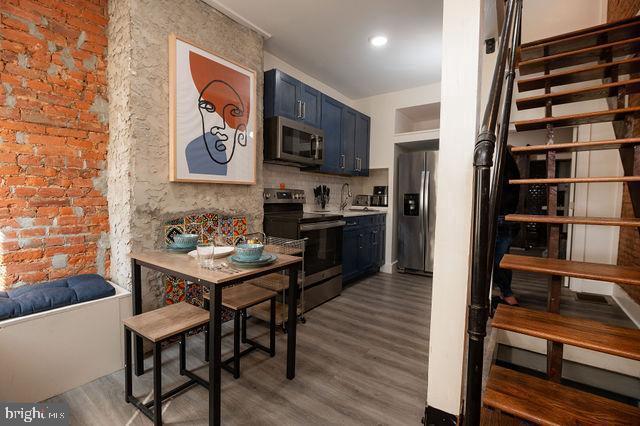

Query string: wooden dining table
[129,248,302,425]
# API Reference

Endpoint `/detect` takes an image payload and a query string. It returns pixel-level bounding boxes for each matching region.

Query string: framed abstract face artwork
[169,34,257,184]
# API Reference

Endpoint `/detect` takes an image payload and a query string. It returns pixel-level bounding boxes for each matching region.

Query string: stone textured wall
[608,0,640,304]
[107,0,264,307]
[0,0,109,289]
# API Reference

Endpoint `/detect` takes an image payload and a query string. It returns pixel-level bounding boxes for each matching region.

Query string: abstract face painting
[170,34,256,184]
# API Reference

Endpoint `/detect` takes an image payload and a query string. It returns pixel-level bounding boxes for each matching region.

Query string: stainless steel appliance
[354,195,370,206]
[370,186,388,207]
[263,188,345,309]
[397,151,437,274]
[264,116,324,167]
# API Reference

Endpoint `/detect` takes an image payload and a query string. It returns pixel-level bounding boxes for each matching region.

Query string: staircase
[481,12,640,426]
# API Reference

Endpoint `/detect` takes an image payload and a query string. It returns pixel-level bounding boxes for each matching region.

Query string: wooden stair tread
[518,57,640,92]
[493,304,640,360]
[203,283,277,310]
[516,78,640,110]
[501,253,640,287]
[505,214,640,227]
[518,36,640,76]
[514,106,640,131]
[519,17,640,61]
[484,365,640,424]
[509,176,640,184]
[480,408,521,426]
[510,138,640,154]
[123,302,209,342]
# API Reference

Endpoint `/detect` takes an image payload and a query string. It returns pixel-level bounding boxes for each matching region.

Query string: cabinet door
[300,84,322,127]
[342,227,360,282]
[274,70,301,120]
[341,107,357,175]
[376,223,386,268]
[355,113,370,176]
[357,227,375,272]
[320,95,343,174]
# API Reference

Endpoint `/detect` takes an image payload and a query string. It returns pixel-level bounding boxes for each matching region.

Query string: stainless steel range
[263,188,345,309]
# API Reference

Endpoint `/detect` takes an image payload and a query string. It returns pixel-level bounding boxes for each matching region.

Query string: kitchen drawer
[343,217,361,229]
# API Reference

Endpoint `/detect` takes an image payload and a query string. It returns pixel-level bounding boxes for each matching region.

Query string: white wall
[353,83,441,271]
[521,0,606,43]
[425,0,484,416]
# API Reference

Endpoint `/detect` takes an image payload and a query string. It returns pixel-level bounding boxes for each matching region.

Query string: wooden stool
[123,302,210,425]
[204,283,276,379]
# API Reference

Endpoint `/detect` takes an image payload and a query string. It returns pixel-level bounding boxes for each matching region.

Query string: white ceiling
[205,0,443,100]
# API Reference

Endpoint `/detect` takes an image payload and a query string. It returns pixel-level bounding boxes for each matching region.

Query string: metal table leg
[286,267,298,379]
[209,284,222,426]
[131,258,144,376]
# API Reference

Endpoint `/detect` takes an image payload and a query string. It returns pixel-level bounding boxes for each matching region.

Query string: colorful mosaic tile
[233,217,248,237]
[161,212,247,323]
[164,276,186,304]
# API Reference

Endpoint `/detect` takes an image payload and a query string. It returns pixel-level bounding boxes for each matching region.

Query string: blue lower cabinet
[342,215,386,283]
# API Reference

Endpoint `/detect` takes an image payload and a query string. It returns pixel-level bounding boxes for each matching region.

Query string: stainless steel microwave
[264,116,324,167]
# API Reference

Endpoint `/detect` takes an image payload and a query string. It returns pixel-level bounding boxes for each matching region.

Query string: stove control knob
[264,193,271,199]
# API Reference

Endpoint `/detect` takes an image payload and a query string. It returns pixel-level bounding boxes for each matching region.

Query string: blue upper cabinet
[300,85,321,127]
[320,95,343,174]
[341,107,357,175]
[265,68,370,176]
[264,69,321,127]
[355,113,370,176]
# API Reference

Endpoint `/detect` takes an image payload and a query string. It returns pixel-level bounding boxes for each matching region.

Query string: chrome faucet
[340,183,352,211]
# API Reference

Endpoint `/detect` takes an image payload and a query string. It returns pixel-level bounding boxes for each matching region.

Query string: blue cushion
[0,298,20,320]
[0,274,113,321]
[13,288,78,316]
[67,274,115,303]
[7,279,68,298]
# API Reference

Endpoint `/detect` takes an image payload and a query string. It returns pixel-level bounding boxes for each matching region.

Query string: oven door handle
[299,220,346,232]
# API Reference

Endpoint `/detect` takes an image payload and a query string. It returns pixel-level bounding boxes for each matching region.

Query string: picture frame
[169,33,257,184]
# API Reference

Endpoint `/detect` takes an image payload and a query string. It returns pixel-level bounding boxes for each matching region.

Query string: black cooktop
[264,209,343,224]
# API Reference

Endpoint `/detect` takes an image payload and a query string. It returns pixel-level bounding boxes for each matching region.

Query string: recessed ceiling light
[369,35,388,47]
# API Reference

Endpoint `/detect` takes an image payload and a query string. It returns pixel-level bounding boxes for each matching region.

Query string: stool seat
[245,273,289,292]
[204,283,277,310]
[123,302,209,342]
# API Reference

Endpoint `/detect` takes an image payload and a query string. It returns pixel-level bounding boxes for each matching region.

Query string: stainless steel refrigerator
[397,150,438,274]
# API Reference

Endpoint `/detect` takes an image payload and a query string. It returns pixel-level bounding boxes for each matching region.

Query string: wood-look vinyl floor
[46,272,432,425]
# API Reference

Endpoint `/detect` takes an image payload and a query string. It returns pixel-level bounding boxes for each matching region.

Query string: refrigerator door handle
[419,170,427,267]
[423,170,431,269]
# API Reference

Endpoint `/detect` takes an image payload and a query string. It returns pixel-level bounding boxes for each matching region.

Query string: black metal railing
[465,0,522,424]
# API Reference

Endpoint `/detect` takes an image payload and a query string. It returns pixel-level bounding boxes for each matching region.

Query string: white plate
[188,246,235,259]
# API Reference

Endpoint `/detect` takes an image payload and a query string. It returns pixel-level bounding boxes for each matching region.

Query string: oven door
[265,116,324,166]
[299,220,345,284]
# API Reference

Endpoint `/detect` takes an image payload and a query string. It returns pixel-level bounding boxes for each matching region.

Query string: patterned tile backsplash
[162,211,247,322]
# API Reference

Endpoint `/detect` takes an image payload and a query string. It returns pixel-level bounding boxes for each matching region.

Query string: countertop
[307,207,387,217]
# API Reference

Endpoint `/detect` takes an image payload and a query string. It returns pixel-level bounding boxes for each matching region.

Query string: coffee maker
[370,186,388,207]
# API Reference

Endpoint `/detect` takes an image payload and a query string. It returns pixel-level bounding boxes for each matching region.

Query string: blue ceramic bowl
[235,243,264,261]
[172,233,199,248]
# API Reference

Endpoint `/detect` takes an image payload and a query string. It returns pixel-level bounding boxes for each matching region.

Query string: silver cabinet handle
[300,220,346,232]
[340,154,345,169]
[302,101,306,119]
[296,100,302,119]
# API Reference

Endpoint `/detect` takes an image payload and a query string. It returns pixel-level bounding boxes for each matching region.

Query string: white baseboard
[380,260,397,274]
[612,284,640,328]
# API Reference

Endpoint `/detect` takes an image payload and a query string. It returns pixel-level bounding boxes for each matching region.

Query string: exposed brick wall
[0,0,109,290]
[608,0,640,304]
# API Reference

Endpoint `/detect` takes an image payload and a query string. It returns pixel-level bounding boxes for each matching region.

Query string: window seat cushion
[0,274,115,321]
